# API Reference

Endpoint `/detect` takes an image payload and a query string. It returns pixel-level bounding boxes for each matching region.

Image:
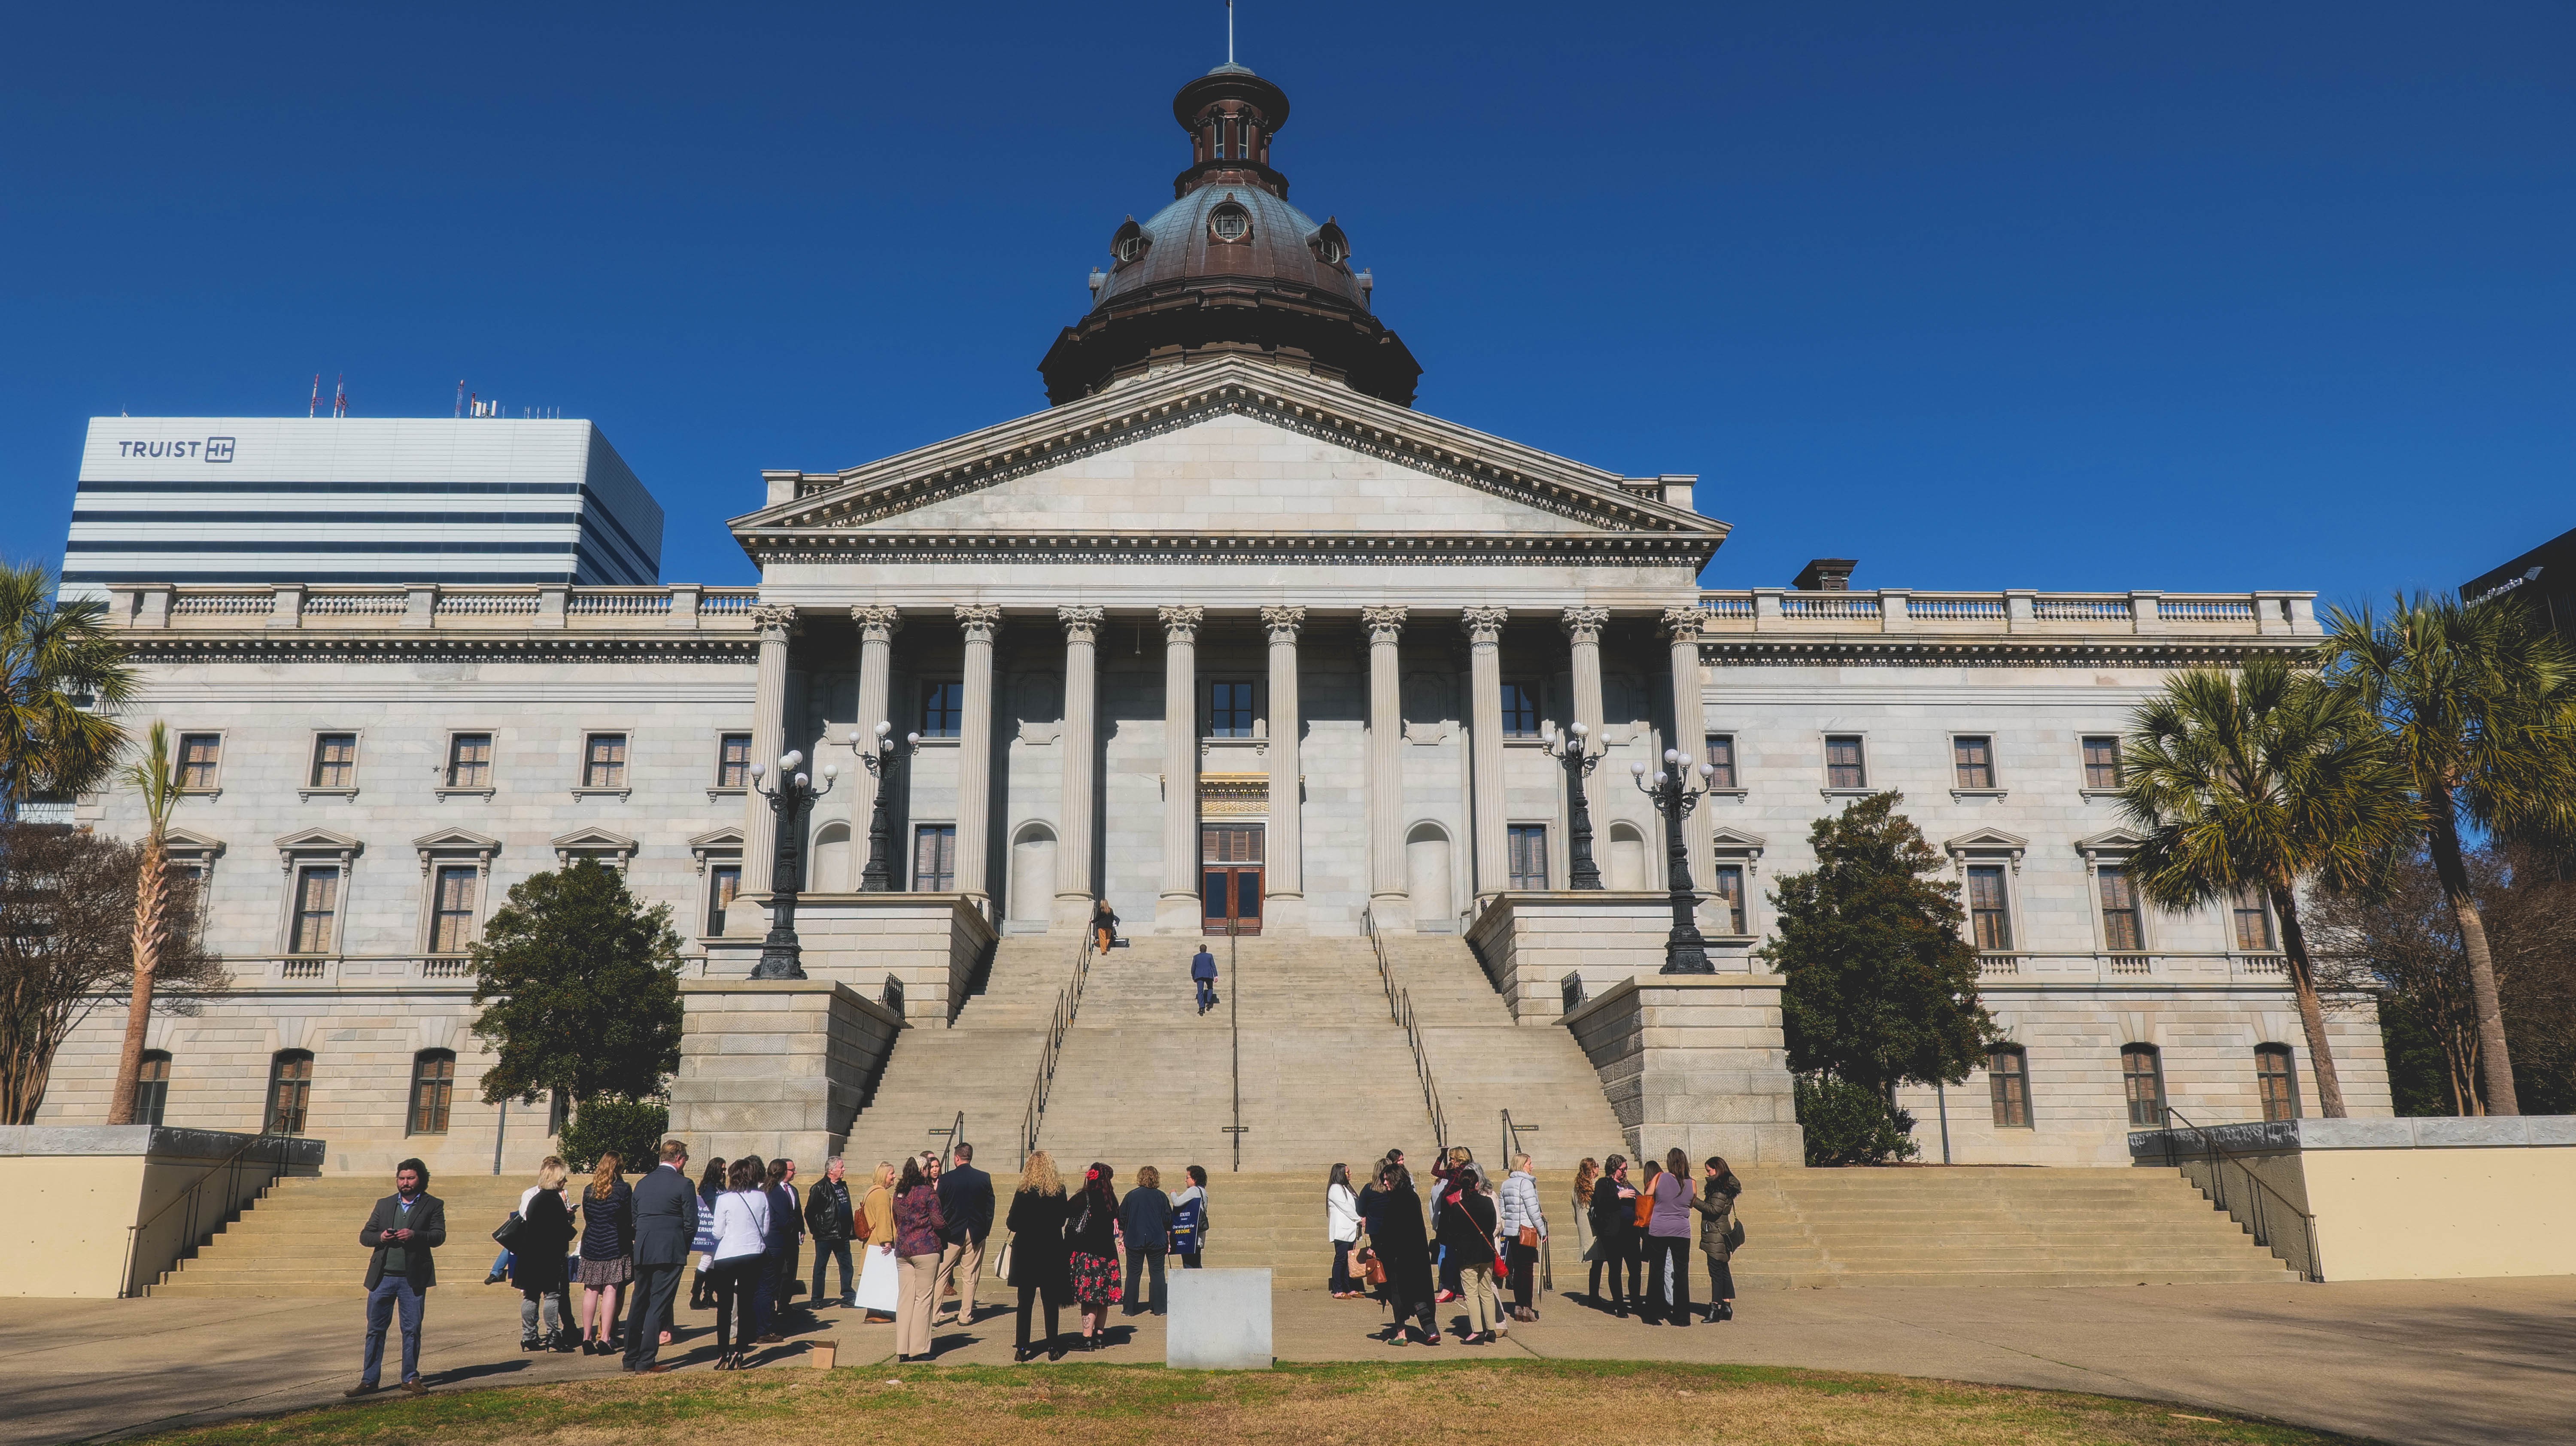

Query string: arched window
[266,1050,313,1135]
[134,1049,172,1127]
[2120,1044,2166,1127]
[409,1050,456,1136]
[1987,1045,2030,1128]
[2255,1044,2299,1122]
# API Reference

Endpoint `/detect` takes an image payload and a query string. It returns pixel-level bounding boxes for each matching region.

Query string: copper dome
[1038,65,1421,407]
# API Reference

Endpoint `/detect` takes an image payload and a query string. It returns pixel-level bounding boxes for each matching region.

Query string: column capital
[1157,605,1206,642]
[1460,605,1510,644]
[1360,605,1409,645]
[850,605,904,644]
[1560,605,1611,643]
[1259,605,1307,644]
[1658,603,1706,642]
[750,602,799,641]
[1057,605,1106,642]
[954,604,1004,642]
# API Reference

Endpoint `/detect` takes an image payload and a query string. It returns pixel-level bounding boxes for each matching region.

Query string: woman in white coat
[1326,1163,1363,1298]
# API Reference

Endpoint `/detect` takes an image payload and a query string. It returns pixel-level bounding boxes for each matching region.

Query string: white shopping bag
[854,1244,901,1314]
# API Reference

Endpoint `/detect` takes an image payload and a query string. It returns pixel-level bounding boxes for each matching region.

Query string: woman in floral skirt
[1063,1163,1125,1351]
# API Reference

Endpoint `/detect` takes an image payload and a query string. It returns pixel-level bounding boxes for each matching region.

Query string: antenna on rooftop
[1227,0,1235,64]
[455,380,466,418]
[332,374,348,418]
[309,374,322,419]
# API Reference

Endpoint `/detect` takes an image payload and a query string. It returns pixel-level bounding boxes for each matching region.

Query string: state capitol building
[44,61,2390,1183]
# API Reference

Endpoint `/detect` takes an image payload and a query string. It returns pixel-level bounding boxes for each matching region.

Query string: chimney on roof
[1793,558,1858,592]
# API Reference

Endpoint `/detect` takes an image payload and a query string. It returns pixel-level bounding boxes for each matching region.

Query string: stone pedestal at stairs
[666,979,905,1167]
[703,894,995,1027]
[1466,892,1689,1022]
[1560,975,1804,1167]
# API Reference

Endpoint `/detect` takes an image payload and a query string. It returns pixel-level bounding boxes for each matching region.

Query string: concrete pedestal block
[665,980,904,1167]
[1467,892,1703,1022]
[1166,1267,1272,1370]
[1562,976,1805,1167]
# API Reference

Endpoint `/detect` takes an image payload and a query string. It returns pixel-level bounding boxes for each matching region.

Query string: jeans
[361,1276,425,1385]
[1123,1247,1167,1314]
[811,1239,853,1303]
[519,1284,569,1342]
[1330,1238,1359,1293]
[489,1248,511,1279]
[712,1255,761,1352]
[1194,976,1216,1012]
[1015,1284,1060,1352]
[1646,1235,1692,1322]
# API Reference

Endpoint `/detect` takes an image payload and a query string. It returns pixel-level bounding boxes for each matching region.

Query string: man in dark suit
[753,1157,802,1341]
[931,1142,994,1326]
[623,1138,697,1373]
[349,1158,445,1397]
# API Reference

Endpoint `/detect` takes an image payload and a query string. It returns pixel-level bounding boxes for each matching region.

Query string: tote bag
[854,1244,902,1313]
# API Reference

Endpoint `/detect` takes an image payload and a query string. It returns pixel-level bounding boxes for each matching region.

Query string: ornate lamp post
[1541,720,1605,890]
[1632,748,1716,974]
[851,721,920,893]
[749,748,835,981]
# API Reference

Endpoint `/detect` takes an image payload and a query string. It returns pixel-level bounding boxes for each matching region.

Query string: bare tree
[0,823,222,1125]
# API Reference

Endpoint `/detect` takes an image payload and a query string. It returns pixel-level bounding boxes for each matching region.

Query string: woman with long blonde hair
[574,1152,634,1354]
[851,1160,899,1323]
[1005,1150,1072,1361]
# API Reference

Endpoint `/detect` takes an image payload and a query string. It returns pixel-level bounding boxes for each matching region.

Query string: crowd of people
[341,1135,1737,1390]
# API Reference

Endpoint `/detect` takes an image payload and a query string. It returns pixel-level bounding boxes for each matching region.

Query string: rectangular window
[1988,1046,2030,1128]
[707,864,741,935]
[134,1051,171,1128]
[582,733,628,789]
[2122,1045,2167,1127]
[1967,865,2012,951]
[178,733,222,790]
[2232,887,2276,951]
[2256,1045,2299,1122]
[912,824,957,891]
[309,733,357,789]
[1825,735,1866,789]
[920,681,964,738]
[1953,735,1995,790]
[428,866,477,953]
[1703,734,1737,789]
[290,866,340,954]
[1208,680,1257,738]
[1501,682,1540,738]
[2083,735,2122,790]
[409,1052,454,1136]
[1507,824,1549,890]
[716,733,752,789]
[2098,865,2143,952]
[173,863,210,948]
[445,733,492,789]
[266,1051,313,1136]
[1712,864,1747,935]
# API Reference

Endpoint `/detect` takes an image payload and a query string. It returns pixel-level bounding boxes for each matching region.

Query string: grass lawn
[132,1359,2359,1445]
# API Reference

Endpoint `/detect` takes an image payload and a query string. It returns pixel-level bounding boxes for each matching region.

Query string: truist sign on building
[114,437,234,462]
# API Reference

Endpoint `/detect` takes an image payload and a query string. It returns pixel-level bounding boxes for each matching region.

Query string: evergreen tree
[468,859,683,1107]
[1761,792,1996,1106]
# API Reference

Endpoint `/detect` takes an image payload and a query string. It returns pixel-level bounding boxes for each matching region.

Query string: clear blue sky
[3,2,2567,601]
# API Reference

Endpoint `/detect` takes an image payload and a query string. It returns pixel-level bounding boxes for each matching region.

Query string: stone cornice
[110,631,760,665]
[1695,635,2317,667]
[734,358,1726,553]
[739,530,1715,568]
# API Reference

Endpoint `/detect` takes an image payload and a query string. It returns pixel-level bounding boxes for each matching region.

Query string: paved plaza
[5,1277,2568,1446]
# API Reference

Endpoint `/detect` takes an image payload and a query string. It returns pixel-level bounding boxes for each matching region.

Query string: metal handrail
[122,1127,303,1298]
[2157,1104,2322,1282]
[1500,1109,1549,1291]
[928,1111,966,1158]
[1363,908,1446,1154]
[1019,922,1094,1163]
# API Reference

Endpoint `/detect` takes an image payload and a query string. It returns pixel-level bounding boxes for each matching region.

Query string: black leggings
[1646,1235,1692,1321]
[1590,1233,1637,1305]
[1016,1285,1060,1351]
[1507,1242,1539,1309]
[712,1256,761,1351]
[1392,1292,1437,1340]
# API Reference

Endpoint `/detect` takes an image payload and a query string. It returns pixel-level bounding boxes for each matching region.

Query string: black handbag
[492,1210,524,1247]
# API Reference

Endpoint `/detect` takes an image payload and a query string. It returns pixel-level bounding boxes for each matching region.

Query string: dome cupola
[1038,64,1421,408]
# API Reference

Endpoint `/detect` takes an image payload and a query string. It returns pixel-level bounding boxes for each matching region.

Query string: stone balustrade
[104,583,762,632]
[1693,589,2318,638]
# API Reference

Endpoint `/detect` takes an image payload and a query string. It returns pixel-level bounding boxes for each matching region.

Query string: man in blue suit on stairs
[1191,945,1219,1015]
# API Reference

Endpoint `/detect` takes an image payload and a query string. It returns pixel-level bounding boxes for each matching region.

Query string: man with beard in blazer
[350,1158,446,1397]
[623,1139,698,1373]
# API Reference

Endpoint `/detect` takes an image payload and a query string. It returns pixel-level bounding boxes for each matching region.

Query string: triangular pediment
[1708,826,1769,851]
[273,827,361,853]
[413,827,501,855]
[687,826,745,851]
[732,358,1724,557]
[2073,829,2144,855]
[162,827,227,857]
[551,827,638,853]
[1944,827,2030,855]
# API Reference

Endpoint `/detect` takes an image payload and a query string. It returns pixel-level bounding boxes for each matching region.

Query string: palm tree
[105,723,182,1127]
[2318,593,2576,1116]
[0,562,135,819]
[2118,658,2413,1117]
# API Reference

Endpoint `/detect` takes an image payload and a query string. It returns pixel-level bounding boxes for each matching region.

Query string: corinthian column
[850,605,902,890]
[1156,605,1205,933]
[1261,606,1306,933]
[1661,604,1714,911]
[733,603,798,935]
[953,605,1003,909]
[1362,605,1410,911]
[1562,605,1610,833]
[1054,607,1104,926]
[1463,606,1510,902]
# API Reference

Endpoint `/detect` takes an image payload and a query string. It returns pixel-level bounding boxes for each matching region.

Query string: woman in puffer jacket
[1497,1154,1547,1322]
[1691,1154,1744,1323]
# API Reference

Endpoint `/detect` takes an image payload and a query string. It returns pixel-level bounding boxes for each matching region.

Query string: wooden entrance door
[1201,825,1264,935]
